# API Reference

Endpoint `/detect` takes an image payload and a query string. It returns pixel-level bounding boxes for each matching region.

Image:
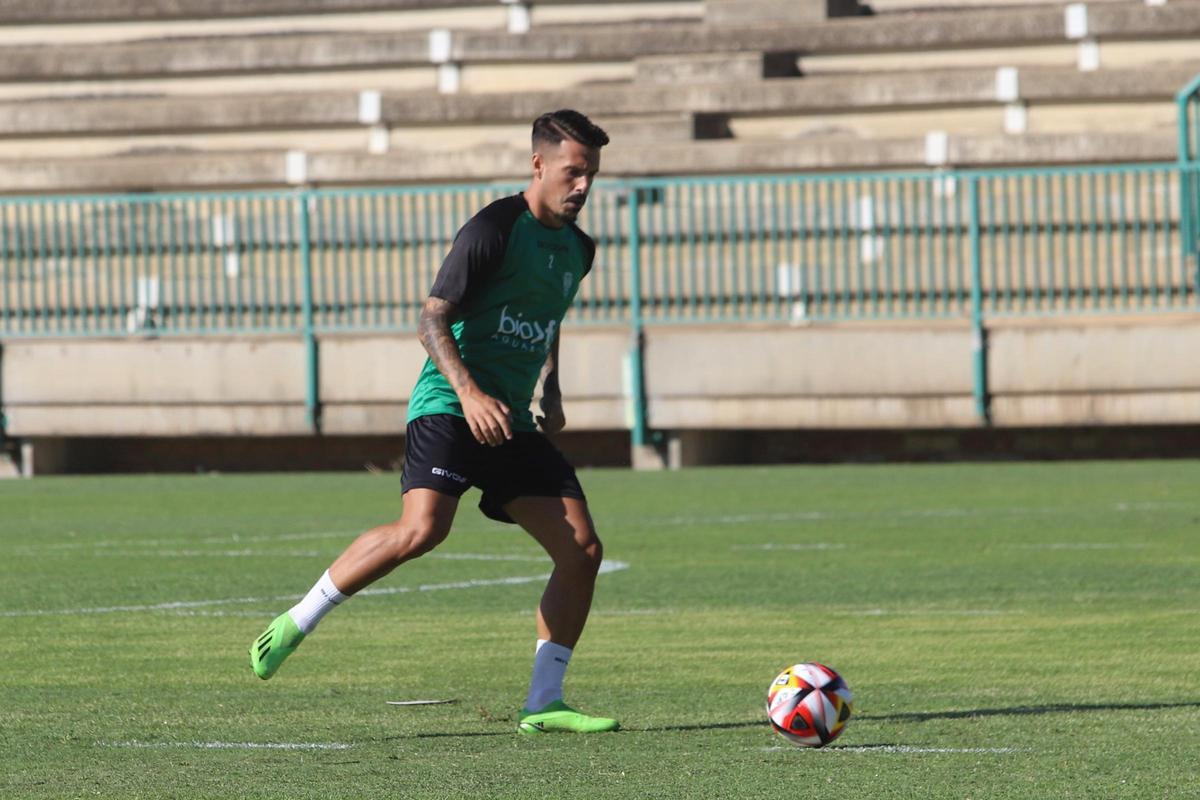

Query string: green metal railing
[1,162,1199,433]
[2,165,1195,336]
[627,165,1197,322]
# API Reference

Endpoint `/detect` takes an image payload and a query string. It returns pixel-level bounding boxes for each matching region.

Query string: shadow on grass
[630,720,763,733]
[391,720,764,739]
[861,700,1200,723]
[383,702,1200,740]
[399,731,511,739]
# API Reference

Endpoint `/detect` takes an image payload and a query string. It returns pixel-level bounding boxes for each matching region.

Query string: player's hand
[461,387,513,447]
[536,393,566,435]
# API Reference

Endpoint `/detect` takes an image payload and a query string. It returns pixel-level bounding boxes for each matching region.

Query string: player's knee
[582,536,604,576]
[388,518,448,560]
[563,533,603,578]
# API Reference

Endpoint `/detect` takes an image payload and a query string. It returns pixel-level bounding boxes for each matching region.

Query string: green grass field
[2,462,1198,799]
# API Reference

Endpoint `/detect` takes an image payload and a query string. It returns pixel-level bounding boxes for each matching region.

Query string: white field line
[102,740,352,751]
[1008,543,1147,550]
[79,549,327,559]
[732,543,847,551]
[835,745,1025,754]
[639,500,1193,528]
[827,608,1011,617]
[762,745,1024,754]
[9,499,1192,554]
[158,609,278,618]
[11,530,355,553]
[0,560,629,618]
[178,603,672,620]
[1,596,275,618]
[428,552,550,562]
[24,548,550,561]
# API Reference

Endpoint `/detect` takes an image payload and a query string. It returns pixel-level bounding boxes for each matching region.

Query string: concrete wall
[316,327,631,435]
[988,316,1200,426]
[643,323,978,429]
[7,317,1200,451]
[640,316,1200,432]
[0,327,631,439]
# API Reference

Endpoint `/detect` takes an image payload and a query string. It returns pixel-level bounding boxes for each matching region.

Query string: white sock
[524,639,572,712]
[287,570,347,634]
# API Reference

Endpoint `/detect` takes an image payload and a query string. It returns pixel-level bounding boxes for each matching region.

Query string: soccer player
[249,109,618,735]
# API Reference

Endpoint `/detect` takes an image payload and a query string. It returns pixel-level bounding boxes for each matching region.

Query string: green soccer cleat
[517,700,620,735]
[249,613,305,680]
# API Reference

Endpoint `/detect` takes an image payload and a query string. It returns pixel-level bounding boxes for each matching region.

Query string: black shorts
[400,414,585,524]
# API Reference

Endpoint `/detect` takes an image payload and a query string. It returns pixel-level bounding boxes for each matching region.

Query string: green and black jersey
[407,194,595,432]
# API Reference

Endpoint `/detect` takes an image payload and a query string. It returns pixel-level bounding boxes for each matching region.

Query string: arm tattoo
[417,297,474,394]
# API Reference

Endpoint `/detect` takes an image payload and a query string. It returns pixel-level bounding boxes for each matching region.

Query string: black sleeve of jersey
[428,215,506,307]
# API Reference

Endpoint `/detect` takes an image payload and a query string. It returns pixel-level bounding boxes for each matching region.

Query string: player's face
[534,138,601,225]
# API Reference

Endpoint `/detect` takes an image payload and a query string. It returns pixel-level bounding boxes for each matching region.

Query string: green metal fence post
[968,176,991,425]
[1177,73,1200,296]
[627,185,648,449]
[0,341,7,449]
[1178,73,1200,164]
[298,192,321,433]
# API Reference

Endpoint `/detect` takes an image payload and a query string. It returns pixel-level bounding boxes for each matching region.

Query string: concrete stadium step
[0,115,697,160]
[0,2,1194,82]
[726,101,1177,141]
[867,0,1132,11]
[0,11,507,47]
[807,40,1200,75]
[705,0,863,25]
[0,0,698,25]
[0,4,701,47]
[0,70,438,102]
[634,52,801,84]
[0,63,1192,138]
[0,131,1177,194]
[609,131,1176,175]
[0,63,636,102]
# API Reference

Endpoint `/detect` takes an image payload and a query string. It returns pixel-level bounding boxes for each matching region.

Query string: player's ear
[531,150,544,181]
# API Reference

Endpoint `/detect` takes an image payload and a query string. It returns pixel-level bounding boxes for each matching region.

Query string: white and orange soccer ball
[766,662,854,747]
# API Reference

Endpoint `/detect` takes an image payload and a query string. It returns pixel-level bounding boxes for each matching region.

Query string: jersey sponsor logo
[562,272,573,297]
[538,240,569,255]
[431,466,468,484]
[494,305,557,353]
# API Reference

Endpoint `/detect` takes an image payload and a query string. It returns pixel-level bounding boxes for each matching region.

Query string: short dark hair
[532,109,609,151]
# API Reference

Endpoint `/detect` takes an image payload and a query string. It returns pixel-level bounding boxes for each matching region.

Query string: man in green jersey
[249,110,619,735]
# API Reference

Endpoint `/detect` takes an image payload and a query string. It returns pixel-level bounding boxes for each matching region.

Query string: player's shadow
[633,720,764,733]
[400,731,511,739]
[860,700,1200,723]
[632,701,1200,732]
[392,720,764,739]
[386,702,1200,740]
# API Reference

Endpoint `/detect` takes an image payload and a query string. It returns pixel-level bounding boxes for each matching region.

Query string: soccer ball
[766,662,853,747]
